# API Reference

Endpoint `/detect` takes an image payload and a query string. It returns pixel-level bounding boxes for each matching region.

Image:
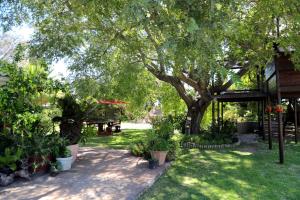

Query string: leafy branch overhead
[1,0,300,133]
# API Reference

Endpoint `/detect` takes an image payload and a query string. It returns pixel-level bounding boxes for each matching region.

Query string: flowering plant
[274,104,284,113]
[265,105,272,113]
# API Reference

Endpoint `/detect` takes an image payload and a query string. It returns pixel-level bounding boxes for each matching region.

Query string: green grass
[140,143,300,200]
[81,129,149,149]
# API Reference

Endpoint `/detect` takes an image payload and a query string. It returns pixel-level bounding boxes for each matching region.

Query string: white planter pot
[67,144,79,163]
[57,156,73,171]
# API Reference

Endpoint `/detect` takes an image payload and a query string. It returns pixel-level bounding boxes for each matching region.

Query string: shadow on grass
[140,143,300,200]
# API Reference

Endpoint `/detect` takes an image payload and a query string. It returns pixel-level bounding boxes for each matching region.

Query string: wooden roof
[215,90,267,102]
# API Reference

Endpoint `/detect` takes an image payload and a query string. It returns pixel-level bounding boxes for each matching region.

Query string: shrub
[60,149,72,158]
[166,132,182,161]
[49,135,69,159]
[151,116,174,140]
[149,138,169,151]
[181,121,237,145]
[0,61,62,173]
[220,120,237,138]
[129,141,151,160]
[56,94,84,145]
[0,147,22,171]
[80,125,97,144]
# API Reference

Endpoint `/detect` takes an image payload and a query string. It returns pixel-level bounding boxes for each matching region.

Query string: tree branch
[144,26,165,73]
[213,64,250,92]
[142,62,193,106]
[178,72,201,92]
[158,76,193,106]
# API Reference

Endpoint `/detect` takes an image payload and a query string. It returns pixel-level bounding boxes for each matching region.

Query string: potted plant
[56,148,72,171]
[0,147,22,186]
[25,129,55,175]
[274,104,284,113]
[148,158,158,169]
[149,138,169,166]
[50,161,62,177]
[147,117,176,166]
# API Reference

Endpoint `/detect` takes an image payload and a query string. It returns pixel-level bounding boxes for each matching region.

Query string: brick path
[0,148,169,200]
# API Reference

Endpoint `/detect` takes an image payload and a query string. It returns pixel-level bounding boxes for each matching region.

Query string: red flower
[274,105,284,113]
[265,105,272,113]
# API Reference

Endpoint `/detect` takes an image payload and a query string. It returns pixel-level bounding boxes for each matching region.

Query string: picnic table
[86,120,121,136]
[85,99,127,136]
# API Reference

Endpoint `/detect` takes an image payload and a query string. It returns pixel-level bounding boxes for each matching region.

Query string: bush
[48,135,69,159]
[129,141,151,160]
[80,125,97,144]
[130,117,182,161]
[166,132,182,161]
[0,147,22,171]
[220,120,237,138]
[0,61,62,173]
[151,116,174,140]
[181,120,237,145]
[150,117,181,160]
[167,114,186,132]
[149,138,169,151]
[56,94,84,145]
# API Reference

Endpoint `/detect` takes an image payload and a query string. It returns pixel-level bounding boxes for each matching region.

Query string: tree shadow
[1,147,166,200]
[142,143,300,199]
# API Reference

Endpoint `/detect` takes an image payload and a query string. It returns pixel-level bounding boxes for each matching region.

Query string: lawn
[140,143,300,200]
[81,129,149,149]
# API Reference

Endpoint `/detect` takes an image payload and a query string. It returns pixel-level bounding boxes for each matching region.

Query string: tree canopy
[1,0,300,132]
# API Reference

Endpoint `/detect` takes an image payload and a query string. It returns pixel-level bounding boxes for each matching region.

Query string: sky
[5,25,69,79]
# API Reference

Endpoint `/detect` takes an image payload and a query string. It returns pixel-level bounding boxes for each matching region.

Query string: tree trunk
[187,100,211,134]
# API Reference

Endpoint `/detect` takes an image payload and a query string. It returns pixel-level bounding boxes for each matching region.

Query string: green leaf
[215,3,222,11]
[187,18,199,33]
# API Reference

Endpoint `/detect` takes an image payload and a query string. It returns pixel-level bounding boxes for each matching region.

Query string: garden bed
[180,139,240,149]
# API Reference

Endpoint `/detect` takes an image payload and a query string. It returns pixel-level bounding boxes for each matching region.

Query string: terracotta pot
[67,144,79,163]
[28,155,53,174]
[150,151,168,166]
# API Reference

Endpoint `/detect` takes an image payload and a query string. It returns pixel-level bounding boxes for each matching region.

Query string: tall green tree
[2,0,300,133]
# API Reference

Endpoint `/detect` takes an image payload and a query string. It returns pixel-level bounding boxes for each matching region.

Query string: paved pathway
[121,122,152,130]
[0,147,169,200]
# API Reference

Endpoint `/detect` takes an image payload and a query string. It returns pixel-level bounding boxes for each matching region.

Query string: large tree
[2,0,300,133]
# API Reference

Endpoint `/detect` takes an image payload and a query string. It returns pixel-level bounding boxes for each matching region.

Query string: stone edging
[180,140,240,149]
[136,162,172,199]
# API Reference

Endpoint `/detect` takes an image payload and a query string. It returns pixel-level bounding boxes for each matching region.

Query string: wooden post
[294,99,298,143]
[267,97,272,149]
[217,101,220,132]
[275,56,284,164]
[268,112,272,150]
[262,100,266,141]
[98,123,104,136]
[221,102,224,128]
[277,111,284,163]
